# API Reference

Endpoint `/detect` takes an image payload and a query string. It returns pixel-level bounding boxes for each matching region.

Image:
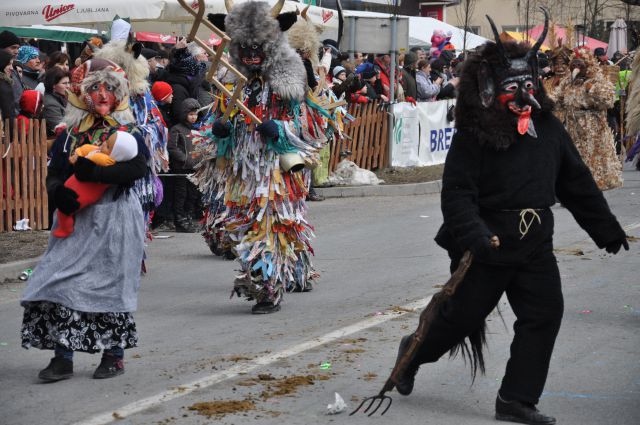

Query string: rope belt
[518,209,542,239]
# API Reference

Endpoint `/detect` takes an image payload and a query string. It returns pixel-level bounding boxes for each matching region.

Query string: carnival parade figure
[555,48,623,190]
[21,59,148,381]
[95,18,169,219]
[391,10,629,424]
[191,0,325,314]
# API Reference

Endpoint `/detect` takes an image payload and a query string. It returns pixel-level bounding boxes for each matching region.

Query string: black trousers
[173,176,199,220]
[154,175,175,224]
[413,248,564,404]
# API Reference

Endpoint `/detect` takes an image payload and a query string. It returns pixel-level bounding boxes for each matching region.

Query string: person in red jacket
[16,89,43,135]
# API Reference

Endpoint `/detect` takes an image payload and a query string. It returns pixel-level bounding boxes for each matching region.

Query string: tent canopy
[528,24,607,52]
[500,31,551,51]
[0,25,99,43]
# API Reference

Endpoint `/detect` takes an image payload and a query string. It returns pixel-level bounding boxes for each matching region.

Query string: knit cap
[0,30,20,49]
[332,66,346,77]
[110,131,138,162]
[151,81,173,102]
[17,46,39,64]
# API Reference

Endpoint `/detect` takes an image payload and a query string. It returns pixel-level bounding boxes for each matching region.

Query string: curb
[0,257,40,282]
[315,180,442,198]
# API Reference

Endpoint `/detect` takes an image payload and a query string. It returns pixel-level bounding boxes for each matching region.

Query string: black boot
[174,216,196,233]
[93,354,125,379]
[495,394,556,425]
[394,335,419,396]
[251,301,281,314]
[306,186,325,202]
[38,357,73,382]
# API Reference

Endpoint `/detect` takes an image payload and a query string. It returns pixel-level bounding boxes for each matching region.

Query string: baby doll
[52,131,139,238]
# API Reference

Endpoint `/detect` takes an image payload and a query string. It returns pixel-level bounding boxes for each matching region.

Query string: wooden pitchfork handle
[388,250,474,389]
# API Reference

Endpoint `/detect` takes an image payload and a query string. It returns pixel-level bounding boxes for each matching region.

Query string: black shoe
[394,335,419,396]
[174,218,196,233]
[251,301,281,314]
[306,192,325,202]
[93,355,125,379]
[495,394,556,425]
[38,357,73,382]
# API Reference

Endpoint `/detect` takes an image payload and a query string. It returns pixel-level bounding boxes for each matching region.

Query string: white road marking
[73,297,431,425]
[624,222,640,232]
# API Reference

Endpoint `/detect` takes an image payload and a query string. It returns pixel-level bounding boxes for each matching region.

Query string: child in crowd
[151,81,174,127]
[16,90,43,134]
[52,131,138,238]
[168,98,201,233]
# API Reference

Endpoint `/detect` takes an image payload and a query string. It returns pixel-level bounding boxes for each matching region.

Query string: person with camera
[416,59,441,102]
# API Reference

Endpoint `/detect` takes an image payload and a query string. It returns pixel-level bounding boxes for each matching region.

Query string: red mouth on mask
[497,93,534,136]
[242,57,262,65]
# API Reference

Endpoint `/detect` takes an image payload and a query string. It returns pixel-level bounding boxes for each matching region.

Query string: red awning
[135,32,177,44]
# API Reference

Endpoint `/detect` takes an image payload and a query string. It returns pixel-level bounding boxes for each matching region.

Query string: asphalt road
[0,169,638,425]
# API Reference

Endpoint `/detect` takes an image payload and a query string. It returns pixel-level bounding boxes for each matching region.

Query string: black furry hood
[455,42,554,150]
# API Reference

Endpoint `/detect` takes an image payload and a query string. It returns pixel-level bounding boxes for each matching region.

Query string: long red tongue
[517,109,532,135]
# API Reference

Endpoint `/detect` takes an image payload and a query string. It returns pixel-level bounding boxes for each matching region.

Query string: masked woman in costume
[20,59,148,381]
[554,48,623,190]
[391,11,628,424]
[191,0,324,314]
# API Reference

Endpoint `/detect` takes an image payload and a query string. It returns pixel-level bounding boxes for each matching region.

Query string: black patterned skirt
[21,301,138,353]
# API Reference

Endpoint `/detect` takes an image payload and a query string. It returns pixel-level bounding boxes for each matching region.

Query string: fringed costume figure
[555,48,623,190]
[21,59,148,381]
[392,10,629,425]
[95,19,169,219]
[192,0,325,314]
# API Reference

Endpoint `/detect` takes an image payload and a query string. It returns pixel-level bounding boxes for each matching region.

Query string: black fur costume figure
[393,10,629,425]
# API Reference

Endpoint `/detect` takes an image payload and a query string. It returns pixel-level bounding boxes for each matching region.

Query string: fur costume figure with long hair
[94,22,169,214]
[193,0,328,314]
[554,48,623,190]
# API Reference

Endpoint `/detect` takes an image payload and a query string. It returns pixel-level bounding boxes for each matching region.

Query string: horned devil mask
[480,8,549,137]
[207,0,307,101]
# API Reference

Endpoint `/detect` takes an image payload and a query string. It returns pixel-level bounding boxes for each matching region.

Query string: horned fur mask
[207,0,307,101]
[456,7,553,149]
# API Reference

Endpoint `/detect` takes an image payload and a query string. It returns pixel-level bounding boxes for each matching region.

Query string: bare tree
[454,0,477,53]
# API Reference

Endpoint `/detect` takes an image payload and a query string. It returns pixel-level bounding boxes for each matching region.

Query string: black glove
[212,119,232,138]
[256,120,279,140]
[605,237,629,254]
[54,185,80,215]
[74,156,97,182]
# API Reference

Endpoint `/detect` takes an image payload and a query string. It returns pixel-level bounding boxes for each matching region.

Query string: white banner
[391,100,455,167]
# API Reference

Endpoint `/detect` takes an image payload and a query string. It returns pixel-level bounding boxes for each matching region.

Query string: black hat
[361,68,376,80]
[0,30,20,49]
[594,47,606,57]
[157,50,169,59]
[141,48,159,60]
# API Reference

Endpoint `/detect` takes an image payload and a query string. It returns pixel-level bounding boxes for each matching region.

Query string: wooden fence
[1,119,49,232]
[329,101,389,171]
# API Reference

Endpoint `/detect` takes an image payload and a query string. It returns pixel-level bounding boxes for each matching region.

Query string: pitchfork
[350,250,477,416]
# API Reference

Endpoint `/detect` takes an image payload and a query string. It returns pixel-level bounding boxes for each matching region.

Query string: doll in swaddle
[52,131,138,238]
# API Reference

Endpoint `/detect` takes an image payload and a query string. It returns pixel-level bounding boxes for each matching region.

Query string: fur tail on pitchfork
[350,249,490,416]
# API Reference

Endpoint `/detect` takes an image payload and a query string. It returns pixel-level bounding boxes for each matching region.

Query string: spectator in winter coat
[0,50,16,127]
[351,66,383,103]
[168,98,201,233]
[165,39,206,124]
[332,66,347,86]
[150,81,176,232]
[42,67,69,137]
[416,59,441,102]
[17,46,42,90]
[400,51,418,102]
